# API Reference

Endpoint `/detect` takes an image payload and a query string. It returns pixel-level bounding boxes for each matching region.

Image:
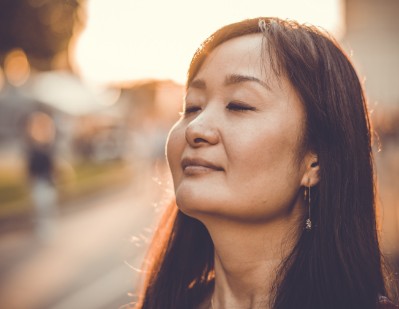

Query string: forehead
[193,34,277,88]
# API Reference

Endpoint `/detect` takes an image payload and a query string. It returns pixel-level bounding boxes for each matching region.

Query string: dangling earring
[304,181,312,231]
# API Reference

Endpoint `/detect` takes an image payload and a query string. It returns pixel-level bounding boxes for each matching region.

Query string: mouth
[181,158,224,174]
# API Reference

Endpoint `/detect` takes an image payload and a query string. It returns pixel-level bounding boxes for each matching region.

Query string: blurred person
[134,18,398,309]
[25,110,58,242]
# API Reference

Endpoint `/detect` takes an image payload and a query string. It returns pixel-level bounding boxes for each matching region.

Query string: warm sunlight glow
[4,48,31,87]
[0,67,5,91]
[72,0,344,85]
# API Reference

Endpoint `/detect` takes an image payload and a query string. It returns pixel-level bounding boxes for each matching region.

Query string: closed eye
[181,105,201,116]
[227,102,256,112]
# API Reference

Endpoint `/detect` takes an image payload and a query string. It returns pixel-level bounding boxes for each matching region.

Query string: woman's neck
[203,214,302,309]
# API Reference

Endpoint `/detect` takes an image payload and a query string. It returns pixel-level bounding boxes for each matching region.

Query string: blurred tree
[0,0,85,71]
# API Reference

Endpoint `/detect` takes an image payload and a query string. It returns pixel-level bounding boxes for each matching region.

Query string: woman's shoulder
[379,296,399,309]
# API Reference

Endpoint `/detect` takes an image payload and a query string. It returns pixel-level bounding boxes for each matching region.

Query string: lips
[181,157,224,174]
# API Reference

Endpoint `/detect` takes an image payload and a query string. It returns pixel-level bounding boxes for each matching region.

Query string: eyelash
[181,102,255,116]
[226,102,256,112]
[180,106,201,116]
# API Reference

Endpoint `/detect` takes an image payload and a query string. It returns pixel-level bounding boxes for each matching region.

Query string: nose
[185,111,219,147]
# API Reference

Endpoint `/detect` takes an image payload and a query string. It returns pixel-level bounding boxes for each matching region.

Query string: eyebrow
[189,74,271,91]
[189,79,206,89]
[225,74,271,90]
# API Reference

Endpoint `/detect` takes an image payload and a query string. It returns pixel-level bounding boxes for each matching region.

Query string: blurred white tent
[28,71,120,116]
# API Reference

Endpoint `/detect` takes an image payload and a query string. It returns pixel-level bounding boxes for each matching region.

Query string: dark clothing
[27,145,54,181]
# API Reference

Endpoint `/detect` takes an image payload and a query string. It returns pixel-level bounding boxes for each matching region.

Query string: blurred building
[118,79,183,128]
[116,79,183,162]
[343,0,399,257]
[343,0,399,141]
[344,0,399,107]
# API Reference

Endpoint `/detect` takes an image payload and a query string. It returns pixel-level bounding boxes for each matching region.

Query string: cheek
[230,123,297,172]
[166,123,185,181]
[227,122,304,198]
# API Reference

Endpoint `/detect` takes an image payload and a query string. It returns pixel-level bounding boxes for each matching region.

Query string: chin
[175,193,210,218]
[175,193,242,223]
[175,192,227,223]
[176,192,303,226]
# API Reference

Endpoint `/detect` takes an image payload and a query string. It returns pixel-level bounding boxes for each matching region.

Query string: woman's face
[167,34,311,223]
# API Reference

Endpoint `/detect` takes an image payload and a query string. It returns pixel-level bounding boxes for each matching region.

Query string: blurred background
[0,0,398,308]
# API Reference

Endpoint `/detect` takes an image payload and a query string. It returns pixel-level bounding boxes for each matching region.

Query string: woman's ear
[301,153,320,187]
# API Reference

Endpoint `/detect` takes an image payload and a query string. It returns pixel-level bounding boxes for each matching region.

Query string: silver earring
[304,181,312,231]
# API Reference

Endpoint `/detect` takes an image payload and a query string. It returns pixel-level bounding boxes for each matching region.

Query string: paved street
[0,164,173,309]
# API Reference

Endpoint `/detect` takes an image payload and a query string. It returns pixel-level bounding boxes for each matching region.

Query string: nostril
[194,137,207,143]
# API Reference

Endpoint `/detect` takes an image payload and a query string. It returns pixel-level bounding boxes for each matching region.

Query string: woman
[134,17,398,309]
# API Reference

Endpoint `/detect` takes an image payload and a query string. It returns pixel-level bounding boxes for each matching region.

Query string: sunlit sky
[72,0,343,85]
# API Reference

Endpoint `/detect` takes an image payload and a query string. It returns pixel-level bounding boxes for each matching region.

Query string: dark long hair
[135,17,390,309]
